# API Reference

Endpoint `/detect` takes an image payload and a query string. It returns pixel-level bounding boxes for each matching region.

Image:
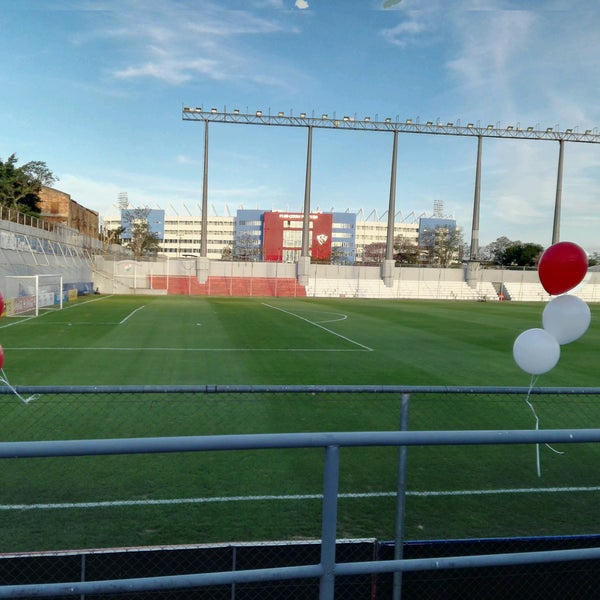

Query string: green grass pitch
[0,295,598,551]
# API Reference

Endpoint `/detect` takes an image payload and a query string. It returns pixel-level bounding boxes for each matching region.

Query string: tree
[484,236,512,265]
[419,226,464,267]
[394,235,419,265]
[329,245,351,265]
[588,252,599,267]
[482,237,544,267]
[503,242,544,267]
[121,207,161,260]
[233,233,261,261]
[0,154,57,214]
[103,225,125,251]
[361,242,387,264]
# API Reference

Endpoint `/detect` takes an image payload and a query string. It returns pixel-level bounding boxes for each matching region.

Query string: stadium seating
[148,275,306,297]
[502,282,550,302]
[304,277,495,300]
[147,272,600,302]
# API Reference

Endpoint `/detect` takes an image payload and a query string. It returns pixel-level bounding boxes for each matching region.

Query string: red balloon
[538,241,588,295]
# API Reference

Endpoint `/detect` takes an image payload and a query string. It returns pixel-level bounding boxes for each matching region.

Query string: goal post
[3,274,64,317]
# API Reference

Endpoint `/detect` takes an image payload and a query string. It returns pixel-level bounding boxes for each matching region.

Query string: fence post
[80,553,86,600]
[231,545,237,600]
[393,392,411,600]
[319,444,340,600]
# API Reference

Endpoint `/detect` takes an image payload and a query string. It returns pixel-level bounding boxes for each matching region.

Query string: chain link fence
[0,385,599,598]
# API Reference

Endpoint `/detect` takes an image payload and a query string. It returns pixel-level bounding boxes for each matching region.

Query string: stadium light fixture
[182,106,600,144]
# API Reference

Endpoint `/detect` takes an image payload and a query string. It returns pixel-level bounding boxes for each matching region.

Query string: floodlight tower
[182,106,600,286]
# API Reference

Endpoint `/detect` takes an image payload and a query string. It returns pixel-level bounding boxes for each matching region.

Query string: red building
[263,212,332,262]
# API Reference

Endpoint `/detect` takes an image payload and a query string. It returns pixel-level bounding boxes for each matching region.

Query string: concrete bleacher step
[148,275,305,297]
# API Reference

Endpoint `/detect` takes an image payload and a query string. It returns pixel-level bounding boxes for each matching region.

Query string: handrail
[1,427,600,598]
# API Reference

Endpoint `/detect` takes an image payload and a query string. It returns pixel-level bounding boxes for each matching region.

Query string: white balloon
[542,294,591,345]
[513,328,560,375]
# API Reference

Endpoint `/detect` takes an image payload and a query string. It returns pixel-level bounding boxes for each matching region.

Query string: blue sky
[1,0,599,252]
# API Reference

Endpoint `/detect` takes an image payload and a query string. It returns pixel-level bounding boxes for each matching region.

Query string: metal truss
[183,107,600,144]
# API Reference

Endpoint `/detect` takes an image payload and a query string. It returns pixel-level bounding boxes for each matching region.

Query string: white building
[104,210,426,262]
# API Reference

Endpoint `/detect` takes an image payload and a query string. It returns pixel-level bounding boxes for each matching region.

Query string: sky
[1,0,599,252]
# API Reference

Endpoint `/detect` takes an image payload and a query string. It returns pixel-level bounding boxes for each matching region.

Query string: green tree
[394,235,419,265]
[330,245,351,265]
[483,237,544,267]
[121,208,161,260]
[0,154,57,214]
[502,241,544,267]
[103,225,125,251]
[483,236,512,265]
[420,226,464,267]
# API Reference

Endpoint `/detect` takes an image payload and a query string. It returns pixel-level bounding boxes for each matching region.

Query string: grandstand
[0,210,101,315]
[1,212,599,304]
[90,256,600,301]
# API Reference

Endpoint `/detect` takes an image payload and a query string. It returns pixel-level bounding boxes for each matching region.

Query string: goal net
[3,274,64,317]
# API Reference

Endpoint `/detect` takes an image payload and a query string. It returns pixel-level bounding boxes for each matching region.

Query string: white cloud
[381,15,430,47]
[76,1,305,89]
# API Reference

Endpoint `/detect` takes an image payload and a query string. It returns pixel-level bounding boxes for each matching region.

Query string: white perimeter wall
[93,256,600,300]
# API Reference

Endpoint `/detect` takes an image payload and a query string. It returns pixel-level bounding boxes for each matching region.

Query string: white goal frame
[4,274,64,317]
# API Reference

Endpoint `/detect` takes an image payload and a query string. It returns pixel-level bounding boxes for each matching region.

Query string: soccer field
[0,295,598,552]
[0,294,598,387]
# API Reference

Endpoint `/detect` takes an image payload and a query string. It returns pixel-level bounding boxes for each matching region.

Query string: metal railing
[2,427,600,598]
[1,385,600,598]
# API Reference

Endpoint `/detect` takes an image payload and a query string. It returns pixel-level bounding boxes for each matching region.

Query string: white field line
[0,295,114,329]
[3,347,366,352]
[262,303,373,352]
[2,486,599,511]
[119,305,146,324]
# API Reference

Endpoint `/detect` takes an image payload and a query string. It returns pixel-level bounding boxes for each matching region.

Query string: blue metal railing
[1,426,600,598]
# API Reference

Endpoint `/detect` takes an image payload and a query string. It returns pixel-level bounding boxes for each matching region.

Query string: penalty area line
[119,305,146,325]
[0,295,114,329]
[262,303,373,352]
[3,486,599,511]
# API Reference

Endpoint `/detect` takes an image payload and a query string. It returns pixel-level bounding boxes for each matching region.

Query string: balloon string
[524,375,541,478]
[0,369,39,404]
[524,374,564,478]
